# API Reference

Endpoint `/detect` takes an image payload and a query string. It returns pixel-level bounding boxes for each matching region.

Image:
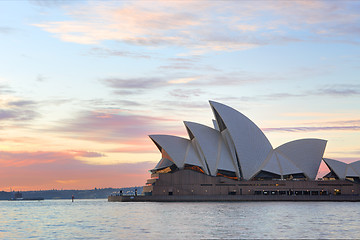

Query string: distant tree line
[0,187,143,200]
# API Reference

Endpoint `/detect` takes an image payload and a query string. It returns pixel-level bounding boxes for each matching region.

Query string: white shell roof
[184,140,208,173]
[154,157,174,170]
[261,151,281,175]
[149,135,202,169]
[217,139,238,174]
[350,160,360,176]
[260,150,305,177]
[346,166,359,177]
[276,152,303,175]
[323,158,347,179]
[150,101,332,181]
[275,139,327,179]
[184,121,235,176]
[323,159,360,178]
[209,101,273,180]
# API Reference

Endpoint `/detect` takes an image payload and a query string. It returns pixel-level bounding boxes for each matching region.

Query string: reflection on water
[0,200,359,239]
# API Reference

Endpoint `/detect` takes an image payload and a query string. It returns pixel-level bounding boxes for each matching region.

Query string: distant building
[142,101,360,197]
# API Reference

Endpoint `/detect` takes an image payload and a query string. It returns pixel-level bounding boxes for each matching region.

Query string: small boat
[9,191,44,201]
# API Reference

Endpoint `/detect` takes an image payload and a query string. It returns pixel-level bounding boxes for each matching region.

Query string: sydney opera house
[109,101,360,201]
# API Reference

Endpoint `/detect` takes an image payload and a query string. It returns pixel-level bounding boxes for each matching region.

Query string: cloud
[0,150,154,190]
[101,68,290,98]
[55,179,78,184]
[7,100,37,107]
[102,76,209,96]
[224,83,360,103]
[321,119,360,126]
[169,88,205,99]
[107,138,157,153]
[0,150,105,167]
[158,56,219,71]
[0,109,39,122]
[0,98,39,122]
[168,76,199,84]
[86,47,151,59]
[263,118,360,133]
[0,84,14,94]
[67,150,106,158]
[36,74,47,82]
[237,24,258,32]
[282,112,342,118]
[0,136,39,144]
[173,72,285,89]
[33,1,360,54]
[112,90,139,96]
[316,84,360,96]
[102,77,167,90]
[263,125,360,133]
[327,149,360,156]
[32,2,201,46]
[151,99,209,112]
[0,27,14,34]
[263,93,306,100]
[82,99,143,108]
[289,84,360,98]
[54,110,180,143]
[29,0,81,8]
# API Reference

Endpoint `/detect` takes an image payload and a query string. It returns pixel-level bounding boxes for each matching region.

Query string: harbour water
[1,199,359,239]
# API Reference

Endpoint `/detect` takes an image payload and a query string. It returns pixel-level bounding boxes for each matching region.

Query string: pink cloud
[32,1,360,54]
[53,110,185,148]
[0,150,154,191]
[0,150,105,167]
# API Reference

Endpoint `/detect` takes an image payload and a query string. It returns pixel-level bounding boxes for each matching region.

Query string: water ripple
[0,200,360,239]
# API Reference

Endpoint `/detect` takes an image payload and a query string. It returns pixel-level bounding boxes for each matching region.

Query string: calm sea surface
[0,199,359,239]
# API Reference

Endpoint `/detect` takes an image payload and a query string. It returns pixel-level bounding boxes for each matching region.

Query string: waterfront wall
[145,170,359,197]
[108,194,360,202]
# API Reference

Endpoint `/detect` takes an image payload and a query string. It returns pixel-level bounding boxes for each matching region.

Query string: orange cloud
[56,179,79,184]
[0,150,105,167]
[0,150,154,191]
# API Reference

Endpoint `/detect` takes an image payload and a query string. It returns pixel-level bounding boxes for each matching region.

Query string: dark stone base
[108,194,360,202]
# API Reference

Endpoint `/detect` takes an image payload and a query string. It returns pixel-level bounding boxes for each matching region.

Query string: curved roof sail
[275,139,327,179]
[154,157,174,170]
[259,150,305,177]
[184,121,235,176]
[350,160,360,177]
[209,101,273,179]
[149,135,200,169]
[275,151,303,176]
[323,159,360,179]
[346,166,359,177]
[184,140,208,173]
[261,151,282,176]
[323,158,347,179]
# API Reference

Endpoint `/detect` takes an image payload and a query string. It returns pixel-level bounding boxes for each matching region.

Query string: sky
[1,0,359,191]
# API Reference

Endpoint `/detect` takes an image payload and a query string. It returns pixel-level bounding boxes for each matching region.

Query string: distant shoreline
[1,187,143,200]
